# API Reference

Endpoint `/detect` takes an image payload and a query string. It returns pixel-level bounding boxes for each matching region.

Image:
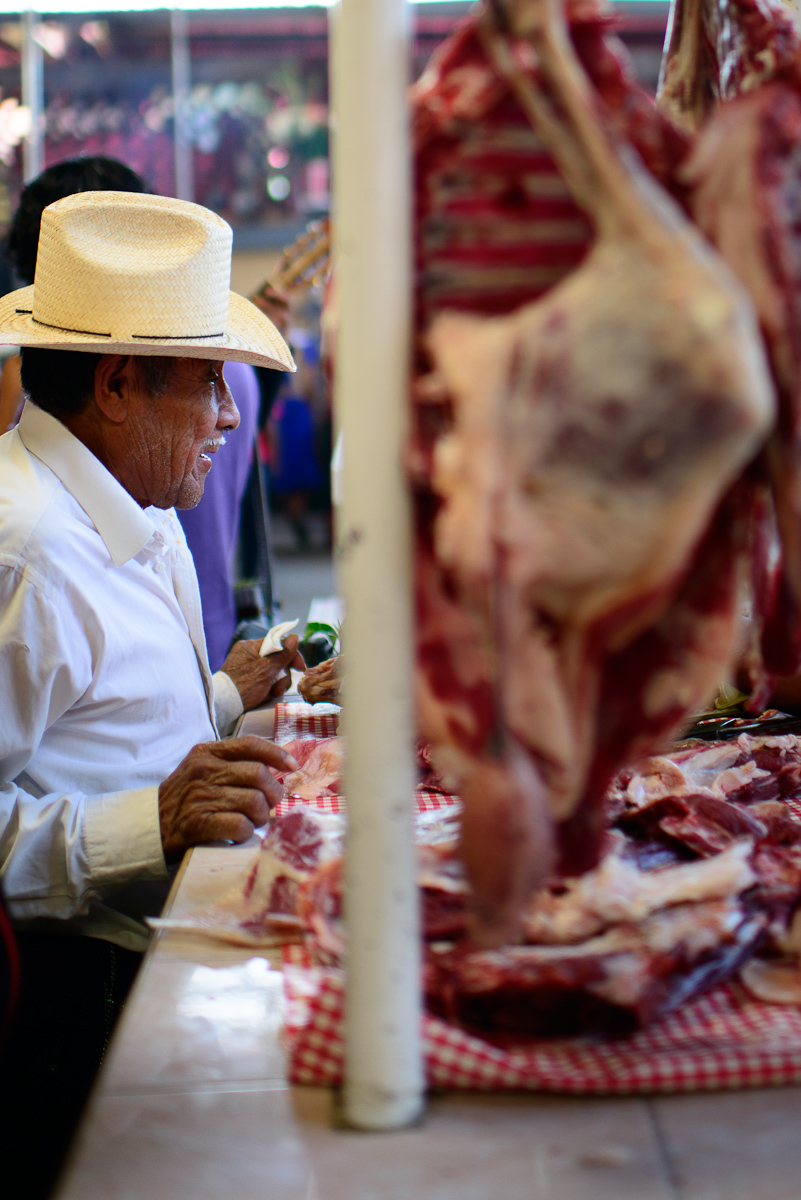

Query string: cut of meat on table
[426,899,767,1039]
[147,808,345,948]
[412,0,776,948]
[611,733,801,810]
[292,734,801,1038]
[740,878,801,1004]
[741,957,801,1004]
[659,0,801,692]
[231,809,343,941]
[521,840,757,944]
[271,737,343,800]
[183,803,464,955]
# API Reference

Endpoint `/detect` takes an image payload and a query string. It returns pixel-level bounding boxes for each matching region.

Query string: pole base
[341,1082,425,1131]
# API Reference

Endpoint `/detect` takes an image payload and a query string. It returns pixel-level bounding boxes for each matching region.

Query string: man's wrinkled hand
[158,735,299,859]
[298,655,342,705]
[221,634,306,712]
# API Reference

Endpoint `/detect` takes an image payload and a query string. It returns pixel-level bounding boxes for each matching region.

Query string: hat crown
[32,191,233,342]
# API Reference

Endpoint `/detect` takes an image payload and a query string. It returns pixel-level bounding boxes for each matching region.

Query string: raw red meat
[658,0,801,134]
[293,734,801,1037]
[412,0,688,328]
[271,737,343,800]
[412,0,775,947]
[211,735,801,1036]
[228,808,344,942]
[610,731,801,813]
[425,900,767,1038]
[416,738,801,1037]
[658,0,801,690]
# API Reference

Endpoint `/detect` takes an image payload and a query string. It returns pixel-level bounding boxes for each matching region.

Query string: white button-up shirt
[0,401,244,948]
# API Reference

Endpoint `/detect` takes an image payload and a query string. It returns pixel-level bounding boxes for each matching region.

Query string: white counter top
[53,843,801,1200]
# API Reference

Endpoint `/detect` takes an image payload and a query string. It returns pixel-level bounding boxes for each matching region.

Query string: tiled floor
[53,846,801,1200]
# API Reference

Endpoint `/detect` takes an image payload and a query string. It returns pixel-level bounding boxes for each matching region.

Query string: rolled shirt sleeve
[0,781,167,921]
[212,669,245,737]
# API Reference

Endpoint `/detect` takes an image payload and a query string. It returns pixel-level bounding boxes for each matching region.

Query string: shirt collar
[17,400,157,566]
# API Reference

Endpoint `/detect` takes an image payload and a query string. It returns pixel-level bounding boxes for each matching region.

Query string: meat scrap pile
[237,732,801,1038]
[410,0,777,949]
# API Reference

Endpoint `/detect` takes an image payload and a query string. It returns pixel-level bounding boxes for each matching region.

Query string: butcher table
[52,838,801,1200]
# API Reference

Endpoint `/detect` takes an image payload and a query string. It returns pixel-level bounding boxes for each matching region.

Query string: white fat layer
[523,840,755,944]
[625,745,772,807]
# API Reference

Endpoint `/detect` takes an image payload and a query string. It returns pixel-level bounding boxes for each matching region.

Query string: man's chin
[175,468,208,510]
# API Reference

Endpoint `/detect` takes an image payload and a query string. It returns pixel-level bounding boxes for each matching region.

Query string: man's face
[128,357,240,509]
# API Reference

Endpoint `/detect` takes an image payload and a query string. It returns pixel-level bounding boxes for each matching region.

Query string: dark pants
[0,933,141,1200]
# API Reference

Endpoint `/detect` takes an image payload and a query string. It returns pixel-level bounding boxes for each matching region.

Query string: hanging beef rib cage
[412,0,775,948]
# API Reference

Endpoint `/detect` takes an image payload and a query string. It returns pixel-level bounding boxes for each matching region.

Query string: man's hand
[221,634,306,712]
[158,735,299,859]
[298,655,342,705]
[250,283,290,338]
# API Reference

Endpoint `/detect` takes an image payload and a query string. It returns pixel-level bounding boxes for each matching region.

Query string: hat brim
[0,285,296,373]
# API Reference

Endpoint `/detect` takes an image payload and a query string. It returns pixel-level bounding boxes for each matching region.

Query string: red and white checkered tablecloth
[274,702,340,742]
[282,946,801,1094]
[275,703,801,1094]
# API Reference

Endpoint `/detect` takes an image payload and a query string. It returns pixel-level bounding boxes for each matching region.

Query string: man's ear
[94,355,139,423]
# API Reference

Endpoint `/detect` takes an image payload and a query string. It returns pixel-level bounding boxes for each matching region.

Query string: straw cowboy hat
[0,190,295,373]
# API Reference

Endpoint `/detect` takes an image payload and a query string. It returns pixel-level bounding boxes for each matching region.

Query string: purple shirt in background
[177,360,261,671]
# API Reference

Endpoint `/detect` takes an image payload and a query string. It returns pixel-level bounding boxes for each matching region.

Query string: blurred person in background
[266,336,324,549]
[2,155,264,671]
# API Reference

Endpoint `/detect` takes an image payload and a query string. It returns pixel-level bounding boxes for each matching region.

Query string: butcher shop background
[0,1,667,279]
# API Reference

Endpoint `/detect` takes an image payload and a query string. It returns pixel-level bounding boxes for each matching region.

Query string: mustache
[201,435,227,454]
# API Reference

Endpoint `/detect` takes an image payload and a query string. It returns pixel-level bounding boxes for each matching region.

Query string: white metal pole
[170,9,194,203]
[22,8,43,183]
[331,0,424,1131]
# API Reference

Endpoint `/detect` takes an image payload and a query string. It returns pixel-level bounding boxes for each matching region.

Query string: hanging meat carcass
[657,0,801,134]
[657,0,801,689]
[411,0,776,947]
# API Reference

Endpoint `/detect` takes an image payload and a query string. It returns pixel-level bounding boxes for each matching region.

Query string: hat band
[16,309,225,341]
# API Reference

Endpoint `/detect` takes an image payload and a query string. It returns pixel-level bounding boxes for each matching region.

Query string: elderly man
[0,191,301,1198]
